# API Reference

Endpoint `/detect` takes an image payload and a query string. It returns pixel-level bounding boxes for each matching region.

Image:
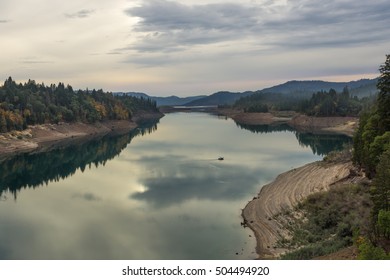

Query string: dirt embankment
[217,108,293,125]
[217,109,358,137]
[131,110,164,123]
[288,115,358,137]
[0,120,136,158]
[242,160,359,259]
[0,111,164,158]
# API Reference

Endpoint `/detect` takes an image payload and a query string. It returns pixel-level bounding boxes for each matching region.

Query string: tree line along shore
[0,77,163,157]
[0,77,161,133]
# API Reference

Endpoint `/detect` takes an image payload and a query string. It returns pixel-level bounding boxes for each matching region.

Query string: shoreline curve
[242,160,354,259]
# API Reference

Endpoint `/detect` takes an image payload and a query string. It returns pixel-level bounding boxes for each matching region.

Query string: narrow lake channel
[0,112,351,259]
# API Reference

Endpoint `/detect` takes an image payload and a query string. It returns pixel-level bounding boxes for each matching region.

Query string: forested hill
[260,78,378,98]
[178,79,377,107]
[0,77,159,133]
[115,92,206,106]
[114,78,378,108]
[233,79,378,116]
[184,91,252,106]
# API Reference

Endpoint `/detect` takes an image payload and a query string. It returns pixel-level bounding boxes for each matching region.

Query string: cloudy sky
[1,0,389,96]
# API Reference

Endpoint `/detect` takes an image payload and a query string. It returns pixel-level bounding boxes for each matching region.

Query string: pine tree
[371,148,390,217]
[377,54,390,133]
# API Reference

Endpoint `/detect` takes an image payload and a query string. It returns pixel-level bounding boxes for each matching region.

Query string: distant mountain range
[184,91,253,106]
[114,92,206,106]
[115,78,378,107]
[260,78,378,98]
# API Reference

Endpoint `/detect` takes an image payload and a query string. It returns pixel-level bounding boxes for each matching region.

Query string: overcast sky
[1,0,389,96]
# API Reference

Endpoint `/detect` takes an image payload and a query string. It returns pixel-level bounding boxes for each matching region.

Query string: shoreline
[1,108,360,259]
[0,112,163,159]
[217,108,358,137]
[242,159,357,259]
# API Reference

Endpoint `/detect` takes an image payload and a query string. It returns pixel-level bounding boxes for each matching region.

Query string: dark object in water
[218,157,224,161]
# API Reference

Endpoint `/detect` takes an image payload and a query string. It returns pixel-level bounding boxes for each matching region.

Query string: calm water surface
[0,113,351,259]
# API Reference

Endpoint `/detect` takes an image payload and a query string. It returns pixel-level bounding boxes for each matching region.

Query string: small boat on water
[218,157,224,161]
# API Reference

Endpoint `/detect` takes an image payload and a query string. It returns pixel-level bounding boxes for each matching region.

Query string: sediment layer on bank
[242,160,358,259]
[217,109,358,137]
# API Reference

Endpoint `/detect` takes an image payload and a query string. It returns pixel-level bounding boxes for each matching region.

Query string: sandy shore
[242,160,356,259]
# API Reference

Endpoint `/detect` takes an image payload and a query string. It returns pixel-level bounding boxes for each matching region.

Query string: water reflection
[235,122,352,155]
[0,120,159,199]
[131,156,261,208]
[1,119,349,200]
[0,113,350,259]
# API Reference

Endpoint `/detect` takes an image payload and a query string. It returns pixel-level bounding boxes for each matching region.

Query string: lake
[0,112,351,259]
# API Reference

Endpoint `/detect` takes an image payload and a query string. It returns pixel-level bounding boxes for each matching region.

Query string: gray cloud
[72,192,102,202]
[124,0,260,52]
[65,9,95,19]
[0,20,9,23]
[262,0,390,49]
[127,0,258,32]
[123,0,390,55]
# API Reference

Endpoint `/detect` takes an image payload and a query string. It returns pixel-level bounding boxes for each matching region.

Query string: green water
[0,112,351,259]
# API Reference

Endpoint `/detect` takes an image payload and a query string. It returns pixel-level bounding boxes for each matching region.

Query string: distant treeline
[233,87,375,117]
[0,77,158,132]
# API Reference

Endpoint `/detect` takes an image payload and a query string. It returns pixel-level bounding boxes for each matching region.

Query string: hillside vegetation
[280,183,372,260]
[279,55,390,259]
[352,55,390,259]
[116,92,206,106]
[260,79,378,97]
[184,91,252,106]
[114,78,377,107]
[234,86,374,117]
[0,77,159,132]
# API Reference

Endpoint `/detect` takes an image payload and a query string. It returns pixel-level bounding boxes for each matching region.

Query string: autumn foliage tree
[0,77,158,132]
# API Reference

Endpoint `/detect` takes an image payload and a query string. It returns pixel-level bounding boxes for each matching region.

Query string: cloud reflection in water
[130,155,261,208]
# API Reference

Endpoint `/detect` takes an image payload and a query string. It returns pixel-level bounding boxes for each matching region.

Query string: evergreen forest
[234,84,374,117]
[352,55,390,258]
[0,77,158,132]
